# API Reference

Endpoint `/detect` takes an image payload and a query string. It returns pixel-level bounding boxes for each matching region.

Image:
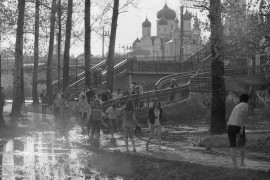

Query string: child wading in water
[89,100,104,146]
[105,104,118,142]
[120,99,138,152]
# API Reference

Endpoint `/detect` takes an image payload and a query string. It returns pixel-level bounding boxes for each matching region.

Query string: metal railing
[102,82,190,110]
[67,59,128,98]
[189,67,265,92]
[52,59,107,92]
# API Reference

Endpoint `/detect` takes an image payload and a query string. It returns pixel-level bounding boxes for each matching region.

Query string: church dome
[183,10,192,20]
[142,18,151,27]
[134,37,140,43]
[157,4,176,20]
[158,17,168,25]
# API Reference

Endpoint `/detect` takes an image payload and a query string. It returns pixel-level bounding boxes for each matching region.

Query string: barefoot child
[105,104,119,141]
[227,94,249,168]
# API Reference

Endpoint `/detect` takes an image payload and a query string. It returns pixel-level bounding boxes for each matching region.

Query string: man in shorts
[227,93,249,168]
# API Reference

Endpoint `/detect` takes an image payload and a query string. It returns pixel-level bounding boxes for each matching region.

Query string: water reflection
[0,127,123,179]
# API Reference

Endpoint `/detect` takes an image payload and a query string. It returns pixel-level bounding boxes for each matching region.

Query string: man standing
[227,94,249,168]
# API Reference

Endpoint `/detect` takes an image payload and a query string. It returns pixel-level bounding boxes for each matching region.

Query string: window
[148,30,150,35]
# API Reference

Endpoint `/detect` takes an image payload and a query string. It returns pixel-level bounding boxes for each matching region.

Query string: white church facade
[132,4,203,61]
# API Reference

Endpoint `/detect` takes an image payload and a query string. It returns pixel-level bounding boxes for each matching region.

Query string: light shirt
[53,98,61,108]
[106,106,118,119]
[227,102,248,127]
[77,99,89,113]
[153,108,160,126]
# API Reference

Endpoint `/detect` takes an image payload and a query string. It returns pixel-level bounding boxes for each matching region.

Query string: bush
[1,73,45,100]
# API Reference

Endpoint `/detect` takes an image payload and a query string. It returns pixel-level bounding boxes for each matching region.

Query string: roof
[142,17,151,27]
[158,17,168,25]
[157,4,176,20]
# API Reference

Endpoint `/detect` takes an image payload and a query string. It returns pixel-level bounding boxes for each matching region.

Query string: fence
[102,82,190,110]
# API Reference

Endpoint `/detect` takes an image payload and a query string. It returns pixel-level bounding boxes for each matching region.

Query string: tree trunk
[62,0,73,93]
[46,0,57,103]
[11,0,26,117]
[209,0,226,134]
[32,0,40,105]
[57,0,62,91]
[85,0,91,88]
[0,54,5,126]
[21,55,25,104]
[106,0,119,92]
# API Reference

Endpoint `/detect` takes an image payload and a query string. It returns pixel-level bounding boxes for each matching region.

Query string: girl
[90,100,104,145]
[105,104,118,140]
[146,99,163,150]
[121,100,138,152]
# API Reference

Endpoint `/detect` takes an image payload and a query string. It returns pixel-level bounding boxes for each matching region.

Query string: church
[132,4,202,61]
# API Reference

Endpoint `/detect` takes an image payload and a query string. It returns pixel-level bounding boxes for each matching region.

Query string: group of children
[77,93,120,144]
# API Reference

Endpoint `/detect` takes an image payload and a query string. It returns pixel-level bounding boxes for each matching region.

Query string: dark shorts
[227,125,246,148]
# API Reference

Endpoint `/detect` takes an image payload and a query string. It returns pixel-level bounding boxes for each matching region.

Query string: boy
[227,94,249,168]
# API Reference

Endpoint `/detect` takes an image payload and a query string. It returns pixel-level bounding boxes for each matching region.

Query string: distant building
[132,3,203,61]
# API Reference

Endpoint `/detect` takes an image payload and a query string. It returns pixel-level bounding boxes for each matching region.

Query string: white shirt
[106,106,118,119]
[227,102,248,127]
[153,108,160,126]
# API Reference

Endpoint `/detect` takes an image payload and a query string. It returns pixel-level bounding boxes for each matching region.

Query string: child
[53,93,61,127]
[227,94,249,168]
[89,100,104,145]
[21,103,28,120]
[105,104,119,141]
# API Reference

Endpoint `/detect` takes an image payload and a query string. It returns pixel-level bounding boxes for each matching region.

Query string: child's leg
[157,125,161,150]
[146,126,155,150]
[123,126,129,151]
[96,121,101,141]
[129,128,136,152]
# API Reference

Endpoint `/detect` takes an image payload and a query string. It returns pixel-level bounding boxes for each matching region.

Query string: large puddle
[0,126,124,180]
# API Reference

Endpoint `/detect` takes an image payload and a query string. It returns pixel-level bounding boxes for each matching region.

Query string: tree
[85,0,91,88]
[62,0,73,92]
[106,0,119,92]
[209,0,226,134]
[57,0,62,91]
[32,0,40,104]
[11,0,26,117]
[0,54,5,125]
[46,0,57,102]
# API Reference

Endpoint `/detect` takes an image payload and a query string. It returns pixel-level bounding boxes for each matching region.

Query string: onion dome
[134,37,140,43]
[158,17,168,25]
[142,17,151,27]
[175,18,179,24]
[183,10,192,20]
[157,4,176,20]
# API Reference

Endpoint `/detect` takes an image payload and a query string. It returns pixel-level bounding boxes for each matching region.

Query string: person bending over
[227,93,249,168]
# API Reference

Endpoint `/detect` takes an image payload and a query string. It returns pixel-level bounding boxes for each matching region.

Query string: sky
[71,0,201,57]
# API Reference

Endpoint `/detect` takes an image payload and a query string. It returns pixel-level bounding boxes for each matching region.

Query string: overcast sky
[71,0,186,56]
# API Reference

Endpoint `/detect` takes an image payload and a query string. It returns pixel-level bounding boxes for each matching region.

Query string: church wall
[157,24,170,39]
[142,27,151,37]
[153,38,162,58]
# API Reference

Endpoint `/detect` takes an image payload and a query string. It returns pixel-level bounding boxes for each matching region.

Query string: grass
[84,150,270,180]
[198,133,270,154]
